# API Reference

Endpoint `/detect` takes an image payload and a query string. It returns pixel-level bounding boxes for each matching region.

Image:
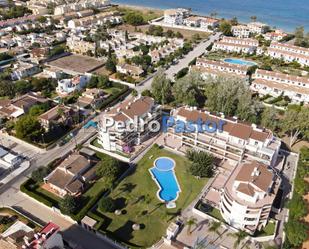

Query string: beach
[114,0,309,32]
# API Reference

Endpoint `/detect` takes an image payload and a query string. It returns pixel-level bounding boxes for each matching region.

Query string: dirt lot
[47,54,105,74]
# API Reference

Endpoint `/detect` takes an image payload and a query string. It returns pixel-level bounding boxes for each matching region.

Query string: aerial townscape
[0,0,309,249]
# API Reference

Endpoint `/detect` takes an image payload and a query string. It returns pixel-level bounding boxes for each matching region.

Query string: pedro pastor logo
[100,115,226,133]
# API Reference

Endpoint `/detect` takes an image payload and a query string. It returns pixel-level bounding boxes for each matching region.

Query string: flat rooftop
[47,54,105,74]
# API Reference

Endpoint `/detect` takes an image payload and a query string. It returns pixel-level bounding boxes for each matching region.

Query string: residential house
[67,37,96,55]
[39,105,77,131]
[56,74,91,96]
[0,92,48,119]
[264,29,288,41]
[116,63,144,77]
[220,161,281,235]
[11,62,40,80]
[0,147,22,170]
[44,153,96,197]
[30,47,50,63]
[247,22,269,34]
[54,0,110,15]
[97,96,161,154]
[232,25,251,38]
[212,37,258,54]
[183,16,219,31]
[77,88,109,109]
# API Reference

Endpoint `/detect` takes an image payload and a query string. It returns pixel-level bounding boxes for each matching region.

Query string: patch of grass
[93,146,208,248]
[195,201,223,221]
[255,221,276,237]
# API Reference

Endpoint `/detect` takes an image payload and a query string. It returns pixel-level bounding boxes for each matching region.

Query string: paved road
[136,32,221,93]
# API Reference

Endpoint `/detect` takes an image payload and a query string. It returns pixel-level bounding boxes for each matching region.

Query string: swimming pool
[149,157,181,202]
[224,58,257,66]
[83,120,97,129]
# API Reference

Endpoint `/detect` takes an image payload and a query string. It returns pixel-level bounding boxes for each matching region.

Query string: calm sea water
[114,0,309,32]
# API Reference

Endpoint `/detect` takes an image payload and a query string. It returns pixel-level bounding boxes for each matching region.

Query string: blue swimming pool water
[83,120,97,129]
[150,157,180,202]
[224,58,257,66]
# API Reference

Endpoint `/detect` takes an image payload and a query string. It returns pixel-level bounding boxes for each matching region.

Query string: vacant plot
[47,55,105,74]
[91,146,208,248]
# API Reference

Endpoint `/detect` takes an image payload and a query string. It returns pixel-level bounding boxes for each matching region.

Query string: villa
[116,63,144,77]
[44,153,97,197]
[67,37,96,55]
[251,69,309,103]
[163,106,281,166]
[56,74,91,96]
[77,88,109,109]
[247,22,269,34]
[183,16,219,31]
[192,58,249,79]
[220,160,281,235]
[97,96,161,155]
[264,29,288,41]
[266,42,309,66]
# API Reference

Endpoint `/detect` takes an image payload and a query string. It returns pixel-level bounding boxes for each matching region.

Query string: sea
[114,0,309,32]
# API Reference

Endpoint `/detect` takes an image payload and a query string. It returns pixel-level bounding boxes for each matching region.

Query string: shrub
[98,197,115,213]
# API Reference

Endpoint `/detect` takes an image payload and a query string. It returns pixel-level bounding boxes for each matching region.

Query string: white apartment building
[212,38,258,54]
[54,0,110,15]
[220,161,281,235]
[193,58,249,79]
[183,16,219,31]
[264,30,288,41]
[10,62,40,80]
[56,74,91,96]
[165,106,281,166]
[247,22,269,34]
[232,25,251,38]
[97,96,161,154]
[266,42,309,66]
[163,8,191,25]
[251,69,309,103]
[220,37,259,47]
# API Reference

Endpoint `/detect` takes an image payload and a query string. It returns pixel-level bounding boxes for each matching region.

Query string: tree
[105,58,117,73]
[59,195,79,215]
[31,166,50,182]
[131,89,138,97]
[29,103,50,116]
[97,75,110,88]
[175,67,189,79]
[173,71,205,107]
[98,197,116,213]
[287,193,308,219]
[15,80,32,94]
[219,21,232,36]
[280,106,309,147]
[124,12,144,26]
[261,106,279,131]
[230,17,238,25]
[228,231,248,249]
[96,157,120,186]
[187,150,214,178]
[141,89,152,97]
[250,16,257,22]
[208,221,221,236]
[15,115,42,139]
[36,16,47,23]
[284,219,308,247]
[151,69,172,105]
[185,216,197,234]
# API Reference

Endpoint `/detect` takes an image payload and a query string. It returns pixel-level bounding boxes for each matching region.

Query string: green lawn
[92,146,208,248]
[255,220,276,237]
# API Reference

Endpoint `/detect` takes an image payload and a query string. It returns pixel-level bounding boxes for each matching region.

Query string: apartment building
[212,37,259,54]
[163,8,191,25]
[247,22,269,34]
[97,96,161,154]
[220,161,281,235]
[44,153,96,197]
[193,58,249,79]
[165,106,281,166]
[54,0,110,15]
[264,29,288,41]
[251,69,309,103]
[67,37,96,55]
[67,11,122,29]
[266,42,309,66]
[232,25,251,38]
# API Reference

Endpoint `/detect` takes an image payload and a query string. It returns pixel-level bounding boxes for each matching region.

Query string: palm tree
[250,16,257,22]
[210,12,218,18]
[208,221,221,236]
[186,216,197,235]
[228,230,248,249]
